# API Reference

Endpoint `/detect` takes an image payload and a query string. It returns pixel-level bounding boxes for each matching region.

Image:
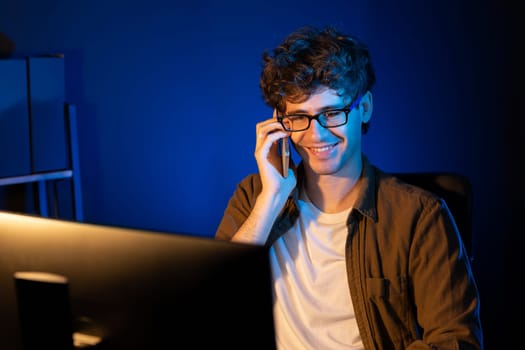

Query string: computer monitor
[0,211,276,349]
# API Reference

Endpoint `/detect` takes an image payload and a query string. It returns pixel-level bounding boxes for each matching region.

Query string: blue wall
[1,0,521,347]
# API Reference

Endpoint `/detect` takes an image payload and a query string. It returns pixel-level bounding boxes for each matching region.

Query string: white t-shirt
[269,191,364,349]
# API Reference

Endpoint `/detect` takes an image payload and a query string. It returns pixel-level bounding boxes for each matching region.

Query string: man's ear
[360,91,373,123]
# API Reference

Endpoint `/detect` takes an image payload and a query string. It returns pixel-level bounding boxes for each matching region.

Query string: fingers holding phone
[254,109,291,183]
[253,108,296,203]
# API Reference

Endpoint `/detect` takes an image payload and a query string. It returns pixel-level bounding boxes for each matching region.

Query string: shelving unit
[0,104,83,221]
[0,56,83,221]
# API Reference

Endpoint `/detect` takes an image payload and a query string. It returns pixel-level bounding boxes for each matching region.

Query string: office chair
[392,172,474,261]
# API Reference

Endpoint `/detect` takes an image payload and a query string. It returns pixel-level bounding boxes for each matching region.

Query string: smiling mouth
[307,143,338,154]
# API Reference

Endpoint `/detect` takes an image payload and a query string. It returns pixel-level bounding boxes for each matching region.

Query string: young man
[215,25,483,350]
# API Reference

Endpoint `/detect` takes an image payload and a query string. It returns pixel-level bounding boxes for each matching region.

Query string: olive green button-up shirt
[216,156,483,350]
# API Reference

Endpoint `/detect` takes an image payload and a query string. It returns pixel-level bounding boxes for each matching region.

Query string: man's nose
[307,118,327,138]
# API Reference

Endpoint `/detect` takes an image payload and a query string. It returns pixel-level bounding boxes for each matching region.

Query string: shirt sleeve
[408,198,483,349]
[214,173,262,241]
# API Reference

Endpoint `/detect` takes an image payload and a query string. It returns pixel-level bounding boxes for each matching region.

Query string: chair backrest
[392,172,474,260]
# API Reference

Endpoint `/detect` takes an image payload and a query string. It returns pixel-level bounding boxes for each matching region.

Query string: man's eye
[324,111,340,118]
[288,115,308,121]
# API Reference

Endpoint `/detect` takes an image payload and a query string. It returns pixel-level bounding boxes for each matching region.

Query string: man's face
[285,88,369,177]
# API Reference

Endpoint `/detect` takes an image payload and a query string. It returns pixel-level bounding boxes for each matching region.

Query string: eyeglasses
[277,94,362,132]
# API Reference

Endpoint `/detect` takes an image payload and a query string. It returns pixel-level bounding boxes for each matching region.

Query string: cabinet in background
[0,56,83,221]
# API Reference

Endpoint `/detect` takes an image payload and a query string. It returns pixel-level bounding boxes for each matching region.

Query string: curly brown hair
[259,26,376,133]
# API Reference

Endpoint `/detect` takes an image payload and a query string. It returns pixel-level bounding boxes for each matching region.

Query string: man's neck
[303,160,363,213]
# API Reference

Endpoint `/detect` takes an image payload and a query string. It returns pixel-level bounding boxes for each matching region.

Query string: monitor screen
[0,211,276,350]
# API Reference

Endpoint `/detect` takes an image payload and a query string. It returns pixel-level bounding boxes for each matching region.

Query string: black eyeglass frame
[277,94,363,132]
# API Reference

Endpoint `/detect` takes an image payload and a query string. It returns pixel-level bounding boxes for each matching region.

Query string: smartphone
[274,108,289,178]
[281,137,289,178]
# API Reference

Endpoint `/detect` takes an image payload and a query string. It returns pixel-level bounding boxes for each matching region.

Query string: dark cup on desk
[14,271,74,350]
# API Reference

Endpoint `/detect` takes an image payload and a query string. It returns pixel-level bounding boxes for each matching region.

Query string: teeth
[311,145,333,152]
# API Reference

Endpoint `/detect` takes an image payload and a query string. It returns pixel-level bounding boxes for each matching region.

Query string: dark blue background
[1,0,522,347]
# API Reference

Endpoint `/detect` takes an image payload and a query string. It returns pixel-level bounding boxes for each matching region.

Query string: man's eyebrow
[286,104,346,115]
